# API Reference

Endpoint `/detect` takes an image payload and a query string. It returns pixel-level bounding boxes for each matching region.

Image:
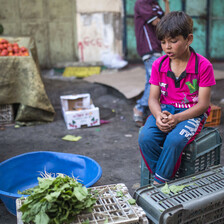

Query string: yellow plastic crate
[205,104,221,127]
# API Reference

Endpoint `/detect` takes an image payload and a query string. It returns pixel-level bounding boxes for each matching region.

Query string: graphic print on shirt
[191,95,198,103]
[159,82,168,96]
[185,79,199,94]
[181,93,189,104]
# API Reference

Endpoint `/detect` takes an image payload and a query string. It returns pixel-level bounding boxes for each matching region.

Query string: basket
[140,127,222,186]
[135,165,224,224]
[205,104,221,127]
[0,104,14,124]
[16,183,149,224]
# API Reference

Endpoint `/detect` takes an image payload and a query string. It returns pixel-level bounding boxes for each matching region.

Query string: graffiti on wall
[78,36,109,62]
[77,13,115,62]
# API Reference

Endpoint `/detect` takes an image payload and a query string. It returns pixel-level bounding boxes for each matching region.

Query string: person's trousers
[138,104,207,184]
[135,55,160,115]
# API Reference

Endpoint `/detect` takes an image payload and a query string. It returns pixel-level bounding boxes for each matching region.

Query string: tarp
[0,36,55,124]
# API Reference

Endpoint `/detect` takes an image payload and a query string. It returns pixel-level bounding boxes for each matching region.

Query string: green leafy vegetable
[169,184,190,194]
[19,173,96,224]
[161,183,190,195]
[161,183,170,194]
[82,219,90,224]
[116,190,124,197]
[128,198,136,205]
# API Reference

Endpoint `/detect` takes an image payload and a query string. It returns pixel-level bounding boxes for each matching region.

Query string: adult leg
[133,55,159,126]
[154,115,206,184]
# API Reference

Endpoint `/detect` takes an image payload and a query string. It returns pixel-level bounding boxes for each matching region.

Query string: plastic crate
[205,104,221,127]
[16,183,149,224]
[0,104,14,124]
[141,127,222,186]
[135,165,224,224]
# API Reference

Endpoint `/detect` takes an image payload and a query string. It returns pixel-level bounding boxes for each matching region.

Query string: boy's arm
[167,86,211,127]
[149,84,172,132]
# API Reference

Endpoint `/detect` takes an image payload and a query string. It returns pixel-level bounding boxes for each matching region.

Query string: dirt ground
[0,64,224,224]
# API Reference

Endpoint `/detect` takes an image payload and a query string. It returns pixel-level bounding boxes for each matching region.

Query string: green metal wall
[125,0,139,60]
[124,0,224,61]
[209,0,224,59]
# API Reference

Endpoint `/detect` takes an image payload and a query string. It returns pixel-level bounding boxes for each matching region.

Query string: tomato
[20,46,28,52]
[13,46,19,53]
[1,49,8,56]
[13,43,19,48]
[7,46,13,52]
[0,39,8,44]
[22,52,29,56]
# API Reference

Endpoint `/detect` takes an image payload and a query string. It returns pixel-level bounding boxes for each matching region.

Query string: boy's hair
[156,11,193,40]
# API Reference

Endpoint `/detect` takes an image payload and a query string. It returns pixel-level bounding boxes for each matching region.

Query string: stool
[140,127,222,186]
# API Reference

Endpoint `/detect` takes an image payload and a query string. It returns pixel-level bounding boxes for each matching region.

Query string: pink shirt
[150,49,216,110]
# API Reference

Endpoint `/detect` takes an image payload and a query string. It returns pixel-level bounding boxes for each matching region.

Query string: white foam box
[60,93,100,129]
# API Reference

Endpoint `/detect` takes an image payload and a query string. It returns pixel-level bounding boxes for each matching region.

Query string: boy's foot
[133,107,144,127]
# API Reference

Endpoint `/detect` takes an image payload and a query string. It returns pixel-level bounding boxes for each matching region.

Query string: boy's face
[160,34,193,59]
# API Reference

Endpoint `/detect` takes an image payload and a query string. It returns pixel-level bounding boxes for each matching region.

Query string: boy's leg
[138,115,167,174]
[154,115,206,184]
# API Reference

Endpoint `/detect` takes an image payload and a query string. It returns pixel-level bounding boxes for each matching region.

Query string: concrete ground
[0,64,224,224]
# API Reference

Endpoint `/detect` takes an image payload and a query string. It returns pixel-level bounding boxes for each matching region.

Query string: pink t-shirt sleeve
[199,63,216,87]
[149,62,160,86]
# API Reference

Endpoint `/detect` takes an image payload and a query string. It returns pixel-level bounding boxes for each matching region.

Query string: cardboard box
[60,94,100,129]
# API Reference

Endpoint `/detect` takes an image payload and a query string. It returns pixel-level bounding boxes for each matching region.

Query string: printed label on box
[66,109,100,129]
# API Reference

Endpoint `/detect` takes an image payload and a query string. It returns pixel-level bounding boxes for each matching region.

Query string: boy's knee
[138,131,145,146]
[138,128,153,146]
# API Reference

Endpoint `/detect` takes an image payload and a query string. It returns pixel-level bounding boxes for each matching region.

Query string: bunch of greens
[19,173,97,224]
[161,182,190,195]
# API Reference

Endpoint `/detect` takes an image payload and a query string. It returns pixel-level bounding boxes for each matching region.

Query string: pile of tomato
[0,38,29,56]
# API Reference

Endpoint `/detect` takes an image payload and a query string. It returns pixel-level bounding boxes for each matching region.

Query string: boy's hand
[157,110,178,132]
[156,112,172,133]
[166,114,178,129]
[161,111,178,130]
[161,110,170,123]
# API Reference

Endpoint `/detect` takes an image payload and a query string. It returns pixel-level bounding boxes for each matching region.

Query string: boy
[138,11,216,184]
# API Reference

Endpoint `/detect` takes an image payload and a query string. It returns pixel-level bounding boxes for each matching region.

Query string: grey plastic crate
[141,127,222,186]
[17,183,149,224]
[135,165,224,224]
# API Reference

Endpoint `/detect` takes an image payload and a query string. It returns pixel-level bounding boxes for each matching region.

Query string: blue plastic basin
[0,151,102,216]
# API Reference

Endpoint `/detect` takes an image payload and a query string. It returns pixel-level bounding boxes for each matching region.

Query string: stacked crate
[141,127,222,186]
[135,165,224,223]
